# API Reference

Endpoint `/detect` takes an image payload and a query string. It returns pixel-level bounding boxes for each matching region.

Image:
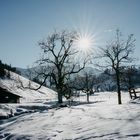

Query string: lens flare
[74,31,95,58]
[77,37,90,51]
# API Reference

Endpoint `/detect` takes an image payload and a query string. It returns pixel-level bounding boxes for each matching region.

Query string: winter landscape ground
[0,90,140,140]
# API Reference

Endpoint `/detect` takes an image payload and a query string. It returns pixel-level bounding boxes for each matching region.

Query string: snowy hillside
[0,92,140,139]
[15,67,29,78]
[0,71,57,103]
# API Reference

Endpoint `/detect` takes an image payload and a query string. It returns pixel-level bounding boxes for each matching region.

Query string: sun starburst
[74,31,95,58]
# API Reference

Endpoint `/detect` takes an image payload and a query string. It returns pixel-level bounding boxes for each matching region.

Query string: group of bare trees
[26,29,135,105]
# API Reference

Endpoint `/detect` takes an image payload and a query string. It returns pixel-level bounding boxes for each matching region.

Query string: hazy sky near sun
[0,0,140,68]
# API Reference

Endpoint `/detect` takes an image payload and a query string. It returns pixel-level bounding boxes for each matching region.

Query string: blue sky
[0,0,140,68]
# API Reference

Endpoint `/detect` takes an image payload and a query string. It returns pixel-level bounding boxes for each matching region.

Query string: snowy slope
[0,71,57,103]
[0,92,140,140]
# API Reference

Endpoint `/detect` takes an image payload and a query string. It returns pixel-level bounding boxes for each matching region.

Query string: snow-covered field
[0,92,140,140]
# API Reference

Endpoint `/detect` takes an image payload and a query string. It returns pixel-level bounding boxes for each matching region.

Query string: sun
[74,32,93,56]
[77,37,91,51]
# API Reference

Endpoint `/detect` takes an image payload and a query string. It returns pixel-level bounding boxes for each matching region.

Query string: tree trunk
[58,90,63,103]
[116,70,122,104]
[87,93,90,103]
[117,89,122,104]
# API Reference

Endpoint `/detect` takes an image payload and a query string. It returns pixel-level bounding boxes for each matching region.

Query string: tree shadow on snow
[69,100,105,107]
[0,133,32,140]
[45,100,106,109]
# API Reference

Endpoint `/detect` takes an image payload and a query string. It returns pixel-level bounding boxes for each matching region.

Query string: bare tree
[81,72,95,103]
[121,66,137,90]
[100,29,135,104]
[32,30,88,103]
[71,72,95,103]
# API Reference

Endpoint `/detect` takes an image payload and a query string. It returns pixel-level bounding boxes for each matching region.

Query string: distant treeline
[0,60,16,77]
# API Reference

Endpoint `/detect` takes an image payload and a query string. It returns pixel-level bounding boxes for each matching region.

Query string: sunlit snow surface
[0,92,140,140]
[0,71,57,103]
